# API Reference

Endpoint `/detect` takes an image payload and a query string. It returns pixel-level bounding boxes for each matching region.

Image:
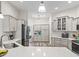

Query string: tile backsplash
[52,31,78,38]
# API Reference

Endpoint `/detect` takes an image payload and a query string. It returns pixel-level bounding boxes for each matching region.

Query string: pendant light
[0,1,4,19]
[38,1,46,12]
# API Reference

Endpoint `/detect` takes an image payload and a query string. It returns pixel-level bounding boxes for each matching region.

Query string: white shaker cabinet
[52,19,57,31]
[54,38,61,47]
[9,16,17,31]
[52,16,75,31]
[53,17,66,31]
[51,37,68,48]
[2,15,10,32]
[57,16,72,31]
[2,15,17,32]
[71,18,77,31]
[61,39,68,47]
[66,17,72,31]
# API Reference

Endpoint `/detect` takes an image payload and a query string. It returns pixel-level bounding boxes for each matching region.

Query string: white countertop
[4,47,78,57]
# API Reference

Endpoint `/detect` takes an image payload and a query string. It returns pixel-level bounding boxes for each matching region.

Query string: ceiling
[8,1,79,18]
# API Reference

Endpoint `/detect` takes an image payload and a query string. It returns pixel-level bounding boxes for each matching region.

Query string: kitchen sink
[3,43,19,49]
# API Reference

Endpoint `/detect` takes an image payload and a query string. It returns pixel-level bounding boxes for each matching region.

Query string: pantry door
[33,24,49,41]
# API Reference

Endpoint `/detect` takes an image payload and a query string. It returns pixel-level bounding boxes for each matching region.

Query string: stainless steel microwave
[77,24,79,30]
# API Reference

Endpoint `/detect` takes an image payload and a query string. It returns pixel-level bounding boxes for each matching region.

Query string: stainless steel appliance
[61,32,69,38]
[72,40,79,54]
[76,24,79,30]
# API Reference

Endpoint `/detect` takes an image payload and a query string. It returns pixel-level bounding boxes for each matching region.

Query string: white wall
[52,6,79,37]
[18,10,28,20]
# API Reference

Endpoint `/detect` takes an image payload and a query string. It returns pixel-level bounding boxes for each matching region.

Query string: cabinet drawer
[54,39,61,47]
[61,39,68,47]
[54,38,61,41]
[61,39,67,43]
[54,43,61,47]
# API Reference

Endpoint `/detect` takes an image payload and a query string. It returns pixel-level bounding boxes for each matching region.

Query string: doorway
[31,24,49,46]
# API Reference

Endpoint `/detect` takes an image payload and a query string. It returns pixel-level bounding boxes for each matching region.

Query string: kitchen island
[4,47,78,57]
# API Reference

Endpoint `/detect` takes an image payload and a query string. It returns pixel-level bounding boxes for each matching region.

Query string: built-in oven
[72,40,79,54]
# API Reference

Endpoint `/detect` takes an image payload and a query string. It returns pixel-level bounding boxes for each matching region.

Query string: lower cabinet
[31,41,49,46]
[61,39,68,47]
[51,37,68,48]
[54,38,61,47]
[50,38,54,46]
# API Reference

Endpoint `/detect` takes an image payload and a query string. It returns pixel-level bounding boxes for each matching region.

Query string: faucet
[0,34,9,48]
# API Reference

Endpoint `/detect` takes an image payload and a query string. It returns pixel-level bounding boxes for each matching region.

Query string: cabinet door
[52,20,57,31]
[62,18,66,30]
[61,39,68,47]
[57,18,61,30]
[2,15,10,32]
[67,40,72,50]
[66,17,72,31]
[71,18,77,31]
[51,37,55,46]
[9,17,16,31]
[54,38,61,47]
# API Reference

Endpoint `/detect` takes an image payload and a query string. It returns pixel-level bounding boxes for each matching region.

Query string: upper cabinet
[2,15,10,32]
[52,19,57,31]
[57,18,62,30]
[2,15,17,32]
[52,16,77,31]
[66,17,73,31]
[57,17,67,31]
[9,16,17,31]
[71,18,77,31]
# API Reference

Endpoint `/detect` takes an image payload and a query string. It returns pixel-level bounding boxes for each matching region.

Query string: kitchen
[0,0,79,57]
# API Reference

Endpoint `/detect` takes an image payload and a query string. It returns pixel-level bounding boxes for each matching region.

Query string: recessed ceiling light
[55,7,58,10]
[68,1,72,3]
